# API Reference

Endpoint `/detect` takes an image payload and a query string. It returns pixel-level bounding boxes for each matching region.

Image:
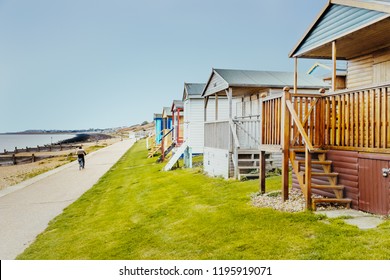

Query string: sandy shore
[0,137,120,190]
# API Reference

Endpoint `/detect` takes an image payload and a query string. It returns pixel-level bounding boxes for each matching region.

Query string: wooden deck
[260,83,390,209]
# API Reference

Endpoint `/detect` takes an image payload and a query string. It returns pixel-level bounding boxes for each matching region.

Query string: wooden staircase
[290,148,352,210]
[148,144,161,158]
[237,150,276,180]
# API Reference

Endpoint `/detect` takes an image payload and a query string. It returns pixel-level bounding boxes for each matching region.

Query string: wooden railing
[288,93,324,150]
[161,128,173,158]
[260,83,390,153]
[260,93,283,149]
[323,83,390,152]
[234,117,260,149]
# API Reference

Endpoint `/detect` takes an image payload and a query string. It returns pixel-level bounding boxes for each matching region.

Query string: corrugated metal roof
[162,107,172,117]
[214,69,328,88]
[185,83,205,96]
[172,100,184,110]
[292,3,388,57]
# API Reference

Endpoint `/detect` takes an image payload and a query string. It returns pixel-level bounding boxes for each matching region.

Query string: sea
[0,134,76,152]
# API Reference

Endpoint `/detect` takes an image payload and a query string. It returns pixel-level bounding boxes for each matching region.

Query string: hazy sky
[0,0,328,133]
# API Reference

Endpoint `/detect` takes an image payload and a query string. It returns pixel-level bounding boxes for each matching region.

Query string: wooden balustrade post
[281,86,291,201]
[259,151,266,194]
[12,154,16,165]
[305,147,312,210]
[32,154,35,163]
[318,88,326,148]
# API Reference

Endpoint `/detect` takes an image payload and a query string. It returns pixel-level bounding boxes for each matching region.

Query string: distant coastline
[58,133,112,145]
[0,133,112,153]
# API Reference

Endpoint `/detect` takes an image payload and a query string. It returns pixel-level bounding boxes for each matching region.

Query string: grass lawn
[18,140,390,260]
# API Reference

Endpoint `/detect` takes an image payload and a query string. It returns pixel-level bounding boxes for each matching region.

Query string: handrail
[161,128,173,139]
[285,100,315,151]
[229,120,240,149]
[234,115,261,120]
[327,81,390,96]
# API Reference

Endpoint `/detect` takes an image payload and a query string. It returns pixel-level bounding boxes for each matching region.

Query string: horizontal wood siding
[347,55,373,89]
[203,147,230,179]
[327,150,359,209]
[373,47,390,84]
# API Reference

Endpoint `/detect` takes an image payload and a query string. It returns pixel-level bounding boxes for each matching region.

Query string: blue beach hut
[153,113,163,144]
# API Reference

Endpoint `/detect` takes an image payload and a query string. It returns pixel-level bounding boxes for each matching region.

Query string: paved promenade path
[0,139,135,259]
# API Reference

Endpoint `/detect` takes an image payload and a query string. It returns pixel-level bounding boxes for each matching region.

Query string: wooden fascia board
[182,83,188,101]
[201,68,216,97]
[293,13,389,58]
[331,0,390,14]
[289,1,331,58]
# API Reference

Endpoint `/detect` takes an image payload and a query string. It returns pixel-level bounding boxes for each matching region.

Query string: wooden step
[238,159,273,163]
[296,160,332,166]
[312,198,352,211]
[238,159,260,162]
[311,184,344,190]
[290,148,327,154]
[237,150,260,155]
[238,166,259,170]
[239,173,259,178]
[311,172,338,177]
[299,171,339,177]
[311,184,344,198]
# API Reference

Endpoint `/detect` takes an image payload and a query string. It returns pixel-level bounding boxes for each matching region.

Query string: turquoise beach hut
[153,113,164,144]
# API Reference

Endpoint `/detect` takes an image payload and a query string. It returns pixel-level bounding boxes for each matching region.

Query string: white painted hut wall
[184,98,204,154]
[205,97,234,122]
[203,147,230,178]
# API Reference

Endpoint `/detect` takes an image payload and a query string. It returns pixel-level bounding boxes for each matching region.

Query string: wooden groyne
[0,144,79,156]
[0,144,78,166]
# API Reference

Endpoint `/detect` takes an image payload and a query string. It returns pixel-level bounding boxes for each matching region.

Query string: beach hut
[182,83,206,154]
[202,68,327,180]
[171,100,184,146]
[159,107,173,160]
[261,0,390,214]
[154,113,164,144]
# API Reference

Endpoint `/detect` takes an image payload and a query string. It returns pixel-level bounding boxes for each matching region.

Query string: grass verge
[18,140,390,260]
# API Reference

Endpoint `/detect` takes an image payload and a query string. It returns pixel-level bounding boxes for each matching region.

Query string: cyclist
[76,146,87,170]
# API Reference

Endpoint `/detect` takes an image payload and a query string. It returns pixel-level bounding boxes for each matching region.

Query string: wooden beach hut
[171,100,184,146]
[260,0,390,214]
[182,83,206,154]
[159,107,173,160]
[202,68,327,180]
[154,113,164,144]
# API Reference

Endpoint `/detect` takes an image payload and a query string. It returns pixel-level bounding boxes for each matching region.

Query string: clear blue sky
[0,0,328,133]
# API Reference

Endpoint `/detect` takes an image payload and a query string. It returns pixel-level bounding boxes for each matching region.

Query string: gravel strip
[251,189,347,213]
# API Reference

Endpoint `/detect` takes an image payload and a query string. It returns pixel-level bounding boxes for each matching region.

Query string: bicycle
[78,157,85,170]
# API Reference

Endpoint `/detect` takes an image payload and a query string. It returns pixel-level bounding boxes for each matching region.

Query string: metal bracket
[382,168,390,177]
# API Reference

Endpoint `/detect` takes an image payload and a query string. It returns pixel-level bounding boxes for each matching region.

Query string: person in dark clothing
[76,146,87,170]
